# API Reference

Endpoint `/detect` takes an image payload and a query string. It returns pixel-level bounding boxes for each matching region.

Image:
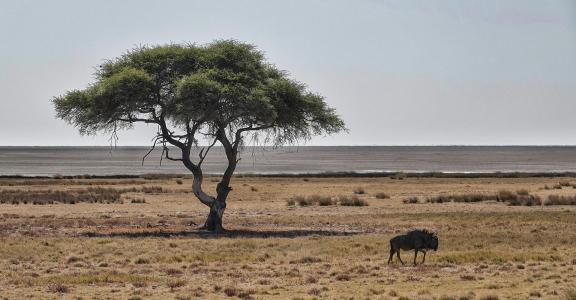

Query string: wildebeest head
[428,234,438,251]
[414,229,438,251]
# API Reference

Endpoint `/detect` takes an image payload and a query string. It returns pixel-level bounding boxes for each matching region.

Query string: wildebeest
[388,230,438,265]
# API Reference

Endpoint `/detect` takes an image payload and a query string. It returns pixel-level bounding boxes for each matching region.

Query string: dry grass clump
[545,195,576,206]
[47,283,69,293]
[338,195,368,206]
[0,185,166,205]
[166,279,186,291]
[403,197,420,204]
[497,191,541,206]
[426,193,494,203]
[0,187,123,204]
[287,195,334,206]
[129,198,146,204]
[290,256,322,264]
[374,192,391,199]
[353,187,366,194]
[424,191,541,206]
[288,195,368,207]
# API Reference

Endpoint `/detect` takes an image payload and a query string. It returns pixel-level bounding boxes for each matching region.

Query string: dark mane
[408,229,437,239]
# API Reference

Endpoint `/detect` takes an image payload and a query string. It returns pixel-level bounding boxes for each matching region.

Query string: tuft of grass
[167,279,186,291]
[529,291,541,297]
[130,198,146,204]
[545,195,576,205]
[335,274,351,281]
[338,195,368,206]
[374,192,390,199]
[289,195,337,206]
[134,257,150,264]
[223,287,238,297]
[47,283,69,293]
[308,287,322,296]
[403,197,420,204]
[290,256,322,264]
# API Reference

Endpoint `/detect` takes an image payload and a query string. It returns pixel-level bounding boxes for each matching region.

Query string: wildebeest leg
[388,249,395,264]
[421,251,427,264]
[413,250,418,265]
[396,250,404,265]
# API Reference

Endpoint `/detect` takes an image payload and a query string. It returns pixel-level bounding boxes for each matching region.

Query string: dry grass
[546,194,576,205]
[0,176,575,299]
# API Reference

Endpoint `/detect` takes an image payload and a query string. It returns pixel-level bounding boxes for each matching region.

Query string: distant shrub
[374,192,390,199]
[427,193,494,203]
[516,189,529,195]
[175,179,183,185]
[506,195,541,206]
[47,283,69,293]
[130,198,146,204]
[223,287,238,297]
[339,195,368,206]
[403,197,420,204]
[390,172,406,180]
[134,257,150,264]
[316,196,335,206]
[559,181,571,187]
[141,186,163,194]
[353,187,366,194]
[496,190,517,202]
[290,195,334,206]
[290,256,322,264]
[166,279,186,291]
[335,274,351,281]
[545,195,576,206]
[0,187,124,205]
[250,186,258,192]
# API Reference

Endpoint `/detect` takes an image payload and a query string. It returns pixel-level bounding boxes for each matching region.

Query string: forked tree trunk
[202,199,226,232]
[202,182,232,231]
[191,128,237,232]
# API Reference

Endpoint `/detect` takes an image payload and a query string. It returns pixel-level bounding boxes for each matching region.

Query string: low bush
[545,195,576,206]
[403,197,420,204]
[374,192,390,199]
[338,195,368,206]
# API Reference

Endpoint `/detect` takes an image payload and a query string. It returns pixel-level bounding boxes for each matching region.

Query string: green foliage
[53,40,345,145]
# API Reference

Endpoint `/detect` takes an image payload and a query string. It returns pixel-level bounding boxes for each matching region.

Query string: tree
[53,40,346,231]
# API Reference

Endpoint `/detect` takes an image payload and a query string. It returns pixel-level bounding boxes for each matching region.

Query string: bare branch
[141,134,164,166]
[198,137,218,167]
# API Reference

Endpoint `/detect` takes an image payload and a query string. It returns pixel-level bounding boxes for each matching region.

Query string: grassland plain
[0,176,575,299]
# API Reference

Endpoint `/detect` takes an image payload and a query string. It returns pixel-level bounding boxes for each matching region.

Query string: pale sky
[1,0,575,146]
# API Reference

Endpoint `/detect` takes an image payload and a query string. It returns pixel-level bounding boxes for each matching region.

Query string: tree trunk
[201,182,231,232]
[202,199,226,232]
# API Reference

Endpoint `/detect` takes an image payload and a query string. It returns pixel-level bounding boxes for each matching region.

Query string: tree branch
[198,137,218,167]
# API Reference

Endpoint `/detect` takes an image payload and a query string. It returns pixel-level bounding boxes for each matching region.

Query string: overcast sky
[1,0,575,146]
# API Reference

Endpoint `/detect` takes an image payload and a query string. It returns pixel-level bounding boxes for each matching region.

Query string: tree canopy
[54,40,344,146]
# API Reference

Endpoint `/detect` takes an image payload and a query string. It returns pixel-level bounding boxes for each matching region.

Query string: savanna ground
[1,175,576,300]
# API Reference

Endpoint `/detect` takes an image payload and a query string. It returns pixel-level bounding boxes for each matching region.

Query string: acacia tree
[53,40,345,231]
